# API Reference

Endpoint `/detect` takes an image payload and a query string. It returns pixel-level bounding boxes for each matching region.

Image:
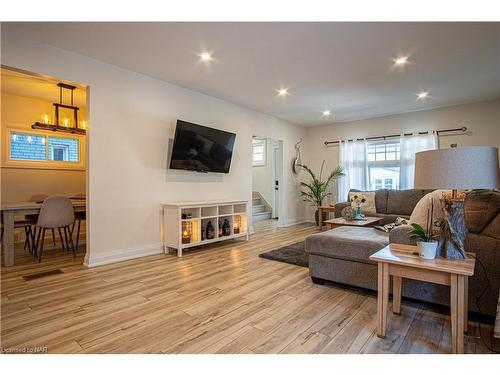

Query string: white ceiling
[5,22,500,126]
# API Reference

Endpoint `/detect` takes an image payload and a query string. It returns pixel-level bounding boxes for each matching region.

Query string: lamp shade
[414,146,500,189]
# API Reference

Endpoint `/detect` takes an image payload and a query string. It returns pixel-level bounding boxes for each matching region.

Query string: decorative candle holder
[182,221,192,244]
[234,215,241,234]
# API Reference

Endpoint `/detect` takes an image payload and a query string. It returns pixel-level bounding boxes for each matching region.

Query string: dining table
[1,199,86,267]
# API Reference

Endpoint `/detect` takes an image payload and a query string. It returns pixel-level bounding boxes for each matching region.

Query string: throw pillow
[374,217,409,232]
[348,191,376,215]
[409,190,446,232]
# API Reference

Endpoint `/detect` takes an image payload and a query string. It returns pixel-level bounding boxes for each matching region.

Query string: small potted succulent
[409,201,438,259]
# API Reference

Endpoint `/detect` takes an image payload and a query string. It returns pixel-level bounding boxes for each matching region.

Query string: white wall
[1,30,308,266]
[303,99,500,218]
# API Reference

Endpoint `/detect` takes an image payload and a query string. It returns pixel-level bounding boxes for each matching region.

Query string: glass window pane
[10,132,46,160]
[369,167,400,190]
[253,145,264,154]
[48,136,79,162]
[253,153,264,162]
[252,138,266,165]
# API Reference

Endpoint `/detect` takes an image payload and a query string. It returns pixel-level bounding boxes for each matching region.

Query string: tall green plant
[299,161,344,208]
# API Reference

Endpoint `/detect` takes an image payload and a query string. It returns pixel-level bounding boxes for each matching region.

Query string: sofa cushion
[305,226,389,264]
[409,190,446,231]
[349,189,388,214]
[373,213,410,225]
[482,213,500,240]
[348,191,376,214]
[387,189,426,216]
[465,190,500,234]
[375,189,389,214]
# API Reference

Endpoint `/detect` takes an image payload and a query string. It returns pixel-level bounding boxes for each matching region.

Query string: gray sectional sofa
[305,189,500,317]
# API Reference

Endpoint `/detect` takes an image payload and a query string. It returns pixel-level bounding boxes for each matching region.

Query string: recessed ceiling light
[394,56,409,66]
[200,52,212,62]
[417,91,429,100]
[277,88,289,97]
[322,110,331,116]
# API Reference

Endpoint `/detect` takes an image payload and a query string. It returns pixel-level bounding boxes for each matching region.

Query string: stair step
[252,198,261,206]
[252,204,267,213]
[252,211,272,222]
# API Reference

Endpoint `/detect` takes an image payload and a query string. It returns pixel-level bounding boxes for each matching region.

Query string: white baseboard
[278,218,310,227]
[84,242,163,268]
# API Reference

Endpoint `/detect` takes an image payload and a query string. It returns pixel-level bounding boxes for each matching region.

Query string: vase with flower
[350,194,366,220]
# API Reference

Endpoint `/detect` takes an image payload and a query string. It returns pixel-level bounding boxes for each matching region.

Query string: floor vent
[22,269,64,281]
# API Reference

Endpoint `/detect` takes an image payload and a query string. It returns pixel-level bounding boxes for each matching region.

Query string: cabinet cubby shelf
[161,200,249,257]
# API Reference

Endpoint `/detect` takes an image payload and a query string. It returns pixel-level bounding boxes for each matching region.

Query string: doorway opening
[0,65,89,268]
[251,136,283,228]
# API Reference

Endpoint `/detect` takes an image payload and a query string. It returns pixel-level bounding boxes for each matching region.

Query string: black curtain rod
[324,126,468,146]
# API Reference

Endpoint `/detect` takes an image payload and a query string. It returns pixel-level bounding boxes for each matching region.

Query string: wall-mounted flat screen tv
[169,120,236,173]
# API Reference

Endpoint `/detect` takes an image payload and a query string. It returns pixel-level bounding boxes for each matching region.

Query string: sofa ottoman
[305,227,389,290]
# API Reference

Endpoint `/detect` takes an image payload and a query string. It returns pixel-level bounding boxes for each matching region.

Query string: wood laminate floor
[1,220,497,354]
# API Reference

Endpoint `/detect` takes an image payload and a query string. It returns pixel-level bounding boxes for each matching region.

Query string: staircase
[252,192,273,222]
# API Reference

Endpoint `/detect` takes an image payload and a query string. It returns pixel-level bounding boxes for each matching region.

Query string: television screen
[169,120,236,173]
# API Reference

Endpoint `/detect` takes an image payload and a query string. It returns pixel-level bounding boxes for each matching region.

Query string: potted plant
[298,161,344,225]
[409,201,438,259]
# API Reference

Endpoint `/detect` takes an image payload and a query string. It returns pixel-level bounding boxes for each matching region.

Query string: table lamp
[414,146,499,259]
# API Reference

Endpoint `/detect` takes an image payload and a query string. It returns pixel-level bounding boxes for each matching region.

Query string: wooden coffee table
[370,243,475,354]
[324,216,383,229]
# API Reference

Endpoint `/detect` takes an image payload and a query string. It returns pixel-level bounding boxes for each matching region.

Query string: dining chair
[34,196,76,263]
[28,194,60,250]
[0,218,35,253]
[70,193,86,251]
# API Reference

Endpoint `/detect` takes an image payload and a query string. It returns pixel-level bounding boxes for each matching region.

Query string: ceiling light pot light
[277,88,289,97]
[200,52,212,62]
[417,91,429,100]
[394,56,409,66]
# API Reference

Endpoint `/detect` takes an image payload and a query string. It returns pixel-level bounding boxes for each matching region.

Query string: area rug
[259,241,308,267]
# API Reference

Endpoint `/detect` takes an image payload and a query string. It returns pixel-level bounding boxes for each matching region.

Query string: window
[5,128,83,169]
[367,140,400,190]
[10,132,46,160]
[252,137,266,166]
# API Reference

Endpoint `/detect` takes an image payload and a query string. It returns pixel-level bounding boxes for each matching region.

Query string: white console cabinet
[161,200,249,257]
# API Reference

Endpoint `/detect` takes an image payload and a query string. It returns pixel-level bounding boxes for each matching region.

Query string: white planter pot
[417,241,438,259]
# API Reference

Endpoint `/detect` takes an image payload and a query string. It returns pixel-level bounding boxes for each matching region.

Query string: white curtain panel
[338,140,367,202]
[399,133,438,189]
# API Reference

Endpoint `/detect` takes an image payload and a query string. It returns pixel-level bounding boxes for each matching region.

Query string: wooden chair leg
[51,228,56,247]
[38,228,46,263]
[76,219,81,251]
[58,228,66,252]
[67,226,76,257]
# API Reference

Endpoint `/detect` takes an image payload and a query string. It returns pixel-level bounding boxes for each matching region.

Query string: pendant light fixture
[32,82,86,135]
